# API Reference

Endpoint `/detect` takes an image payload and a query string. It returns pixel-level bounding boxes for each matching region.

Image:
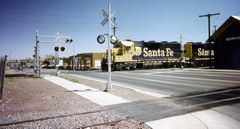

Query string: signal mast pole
[98,3,117,92]
[199,13,220,68]
[35,30,40,77]
[106,3,112,91]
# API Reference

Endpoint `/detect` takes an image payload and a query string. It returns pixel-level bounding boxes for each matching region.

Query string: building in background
[211,16,240,69]
[64,52,105,70]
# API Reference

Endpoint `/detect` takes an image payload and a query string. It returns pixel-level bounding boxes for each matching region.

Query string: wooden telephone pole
[199,13,220,68]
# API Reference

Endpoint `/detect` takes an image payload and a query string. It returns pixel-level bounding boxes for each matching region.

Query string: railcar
[184,42,214,67]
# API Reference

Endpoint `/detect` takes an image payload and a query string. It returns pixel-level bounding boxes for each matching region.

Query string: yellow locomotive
[101,40,213,71]
[102,40,182,71]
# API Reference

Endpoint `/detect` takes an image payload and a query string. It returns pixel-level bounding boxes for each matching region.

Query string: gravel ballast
[0,77,151,129]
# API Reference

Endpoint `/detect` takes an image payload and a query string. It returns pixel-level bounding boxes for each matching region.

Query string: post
[208,15,212,68]
[55,33,61,75]
[180,33,183,69]
[105,3,112,92]
[73,41,75,71]
[36,30,40,77]
[0,55,7,99]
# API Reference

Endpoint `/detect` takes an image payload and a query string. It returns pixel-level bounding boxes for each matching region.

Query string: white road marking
[110,74,223,89]
[170,72,240,79]
[144,74,240,84]
[67,74,170,98]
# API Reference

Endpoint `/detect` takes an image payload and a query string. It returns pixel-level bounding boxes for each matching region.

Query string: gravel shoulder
[0,76,151,129]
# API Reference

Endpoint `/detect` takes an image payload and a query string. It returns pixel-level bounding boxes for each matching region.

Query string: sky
[0,0,239,60]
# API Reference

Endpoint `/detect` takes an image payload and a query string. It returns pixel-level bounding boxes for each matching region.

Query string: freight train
[184,42,214,67]
[101,40,213,71]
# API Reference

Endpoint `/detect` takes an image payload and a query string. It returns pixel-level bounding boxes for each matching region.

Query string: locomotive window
[126,46,131,51]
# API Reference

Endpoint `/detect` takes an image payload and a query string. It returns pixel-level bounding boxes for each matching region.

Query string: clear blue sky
[0,0,239,60]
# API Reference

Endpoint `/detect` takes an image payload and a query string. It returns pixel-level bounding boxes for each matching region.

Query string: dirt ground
[0,76,151,129]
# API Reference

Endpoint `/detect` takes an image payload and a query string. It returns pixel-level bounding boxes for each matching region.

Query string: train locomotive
[101,40,183,71]
[101,40,214,71]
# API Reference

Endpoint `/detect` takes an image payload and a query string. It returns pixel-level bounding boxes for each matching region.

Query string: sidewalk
[46,74,240,129]
[147,104,240,129]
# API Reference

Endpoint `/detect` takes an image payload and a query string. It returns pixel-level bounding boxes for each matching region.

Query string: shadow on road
[108,86,240,122]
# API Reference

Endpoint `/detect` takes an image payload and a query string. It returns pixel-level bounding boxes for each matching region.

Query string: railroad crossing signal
[98,3,117,92]
[101,9,116,27]
[97,35,105,44]
[34,31,73,76]
[97,34,117,44]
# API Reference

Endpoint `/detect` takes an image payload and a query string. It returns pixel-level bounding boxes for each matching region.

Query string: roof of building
[211,16,240,41]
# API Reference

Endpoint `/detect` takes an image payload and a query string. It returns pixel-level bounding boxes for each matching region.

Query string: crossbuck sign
[101,9,116,27]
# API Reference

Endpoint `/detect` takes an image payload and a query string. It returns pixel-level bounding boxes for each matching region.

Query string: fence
[0,55,7,99]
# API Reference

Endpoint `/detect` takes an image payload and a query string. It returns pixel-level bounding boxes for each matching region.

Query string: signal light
[54,47,59,51]
[111,35,117,44]
[61,47,65,51]
[65,39,73,43]
[97,35,105,44]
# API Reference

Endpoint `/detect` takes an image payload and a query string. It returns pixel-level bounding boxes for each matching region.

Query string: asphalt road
[62,69,240,96]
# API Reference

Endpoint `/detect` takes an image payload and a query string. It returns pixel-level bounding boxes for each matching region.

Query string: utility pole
[199,13,220,68]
